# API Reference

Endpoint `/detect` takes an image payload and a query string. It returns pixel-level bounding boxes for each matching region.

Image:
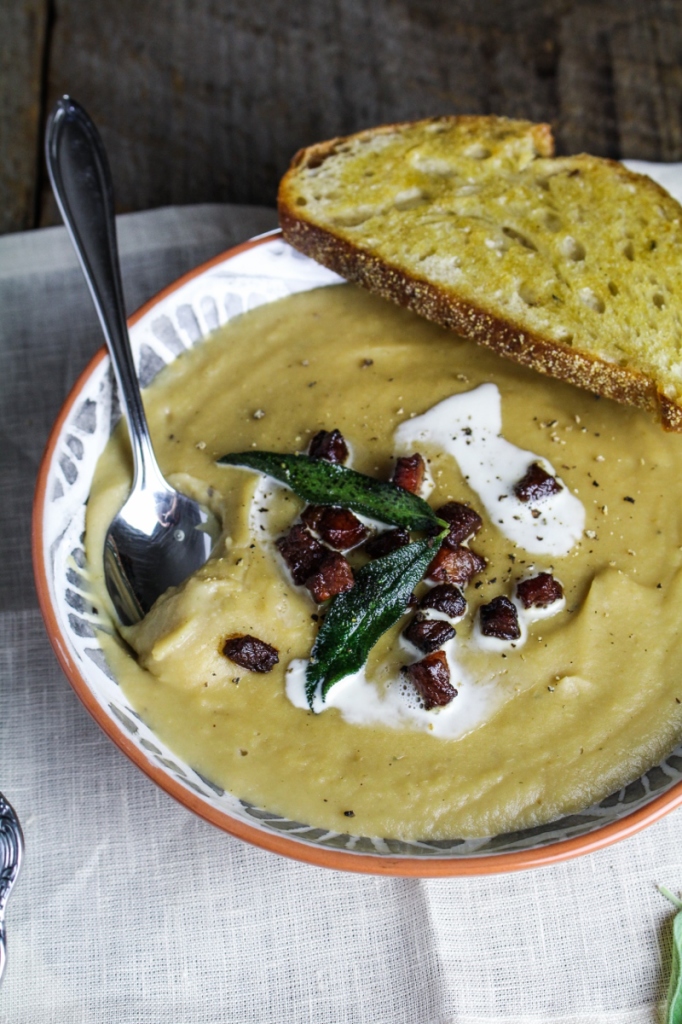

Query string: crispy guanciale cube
[301,505,369,550]
[392,453,426,494]
[436,501,483,548]
[223,634,279,672]
[364,527,411,558]
[276,524,326,584]
[305,552,354,603]
[403,616,456,654]
[516,572,564,609]
[514,463,562,504]
[427,545,486,586]
[308,428,349,464]
[419,583,467,619]
[405,651,458,709]
[479,595,521,640]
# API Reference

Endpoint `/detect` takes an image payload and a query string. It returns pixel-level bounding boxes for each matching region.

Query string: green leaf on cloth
[659,886,682,1024]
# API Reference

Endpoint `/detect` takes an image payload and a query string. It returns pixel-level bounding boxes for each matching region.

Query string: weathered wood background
[2,0,682,236]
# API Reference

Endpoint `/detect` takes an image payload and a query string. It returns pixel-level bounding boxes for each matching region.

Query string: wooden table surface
[2,0,682,236]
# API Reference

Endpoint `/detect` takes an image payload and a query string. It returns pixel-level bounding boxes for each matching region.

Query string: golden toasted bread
[279,115,682,430]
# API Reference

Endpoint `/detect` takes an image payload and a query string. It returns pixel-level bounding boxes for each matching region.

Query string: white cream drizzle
[285,648,502,740]
[394,384,585,557]
[248,476,287,558]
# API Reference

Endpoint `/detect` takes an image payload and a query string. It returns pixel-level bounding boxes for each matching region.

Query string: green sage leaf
[670,915,682,1024]
[305,536,443,706]
[660,887,682,1024]
[218,451,441,532]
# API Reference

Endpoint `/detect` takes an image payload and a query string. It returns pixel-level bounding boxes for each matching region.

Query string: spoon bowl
[45,96,216,624]
[103,475,216,625]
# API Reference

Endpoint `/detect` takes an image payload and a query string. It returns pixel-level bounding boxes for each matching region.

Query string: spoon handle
[45,96,160,486]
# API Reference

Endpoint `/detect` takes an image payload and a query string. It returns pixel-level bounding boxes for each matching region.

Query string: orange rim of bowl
[32,230,682,876]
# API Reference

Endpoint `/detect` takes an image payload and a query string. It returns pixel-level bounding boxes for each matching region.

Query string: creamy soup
[85,284,682,840]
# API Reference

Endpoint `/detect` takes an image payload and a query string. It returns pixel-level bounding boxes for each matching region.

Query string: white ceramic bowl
[33,231,682,875]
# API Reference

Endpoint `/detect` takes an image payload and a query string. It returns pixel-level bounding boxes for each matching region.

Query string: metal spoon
[0,794,23,983]
[46,97,216,625]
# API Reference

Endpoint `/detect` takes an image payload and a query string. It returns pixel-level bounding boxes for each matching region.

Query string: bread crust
[278,116,682,431]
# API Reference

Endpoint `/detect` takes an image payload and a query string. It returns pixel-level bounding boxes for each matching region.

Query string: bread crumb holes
[503,226,537,251]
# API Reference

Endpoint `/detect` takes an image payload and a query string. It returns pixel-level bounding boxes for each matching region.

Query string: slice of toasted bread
[278,115,682,430]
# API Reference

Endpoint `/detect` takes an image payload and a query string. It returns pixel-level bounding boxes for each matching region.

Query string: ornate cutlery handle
[0,795,23,982]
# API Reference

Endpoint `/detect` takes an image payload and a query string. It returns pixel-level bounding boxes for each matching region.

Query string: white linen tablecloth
[2,179,682,1023]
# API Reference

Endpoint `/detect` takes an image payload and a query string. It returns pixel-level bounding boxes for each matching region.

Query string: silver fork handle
[0,795,24,983]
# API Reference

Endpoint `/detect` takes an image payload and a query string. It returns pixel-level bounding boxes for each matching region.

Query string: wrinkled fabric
[1,188,681,1023]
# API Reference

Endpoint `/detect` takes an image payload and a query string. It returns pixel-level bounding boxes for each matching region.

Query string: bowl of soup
[33,230,682,875]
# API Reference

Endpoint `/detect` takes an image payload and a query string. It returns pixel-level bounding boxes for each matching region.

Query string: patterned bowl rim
[32,230,682,876]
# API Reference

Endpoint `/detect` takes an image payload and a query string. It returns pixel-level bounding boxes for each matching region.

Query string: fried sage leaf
[305,536,443,706]
[660,886,682,1024]
[218,451,441,532]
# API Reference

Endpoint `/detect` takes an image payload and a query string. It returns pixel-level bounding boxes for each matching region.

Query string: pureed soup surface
[86,284,682,840]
